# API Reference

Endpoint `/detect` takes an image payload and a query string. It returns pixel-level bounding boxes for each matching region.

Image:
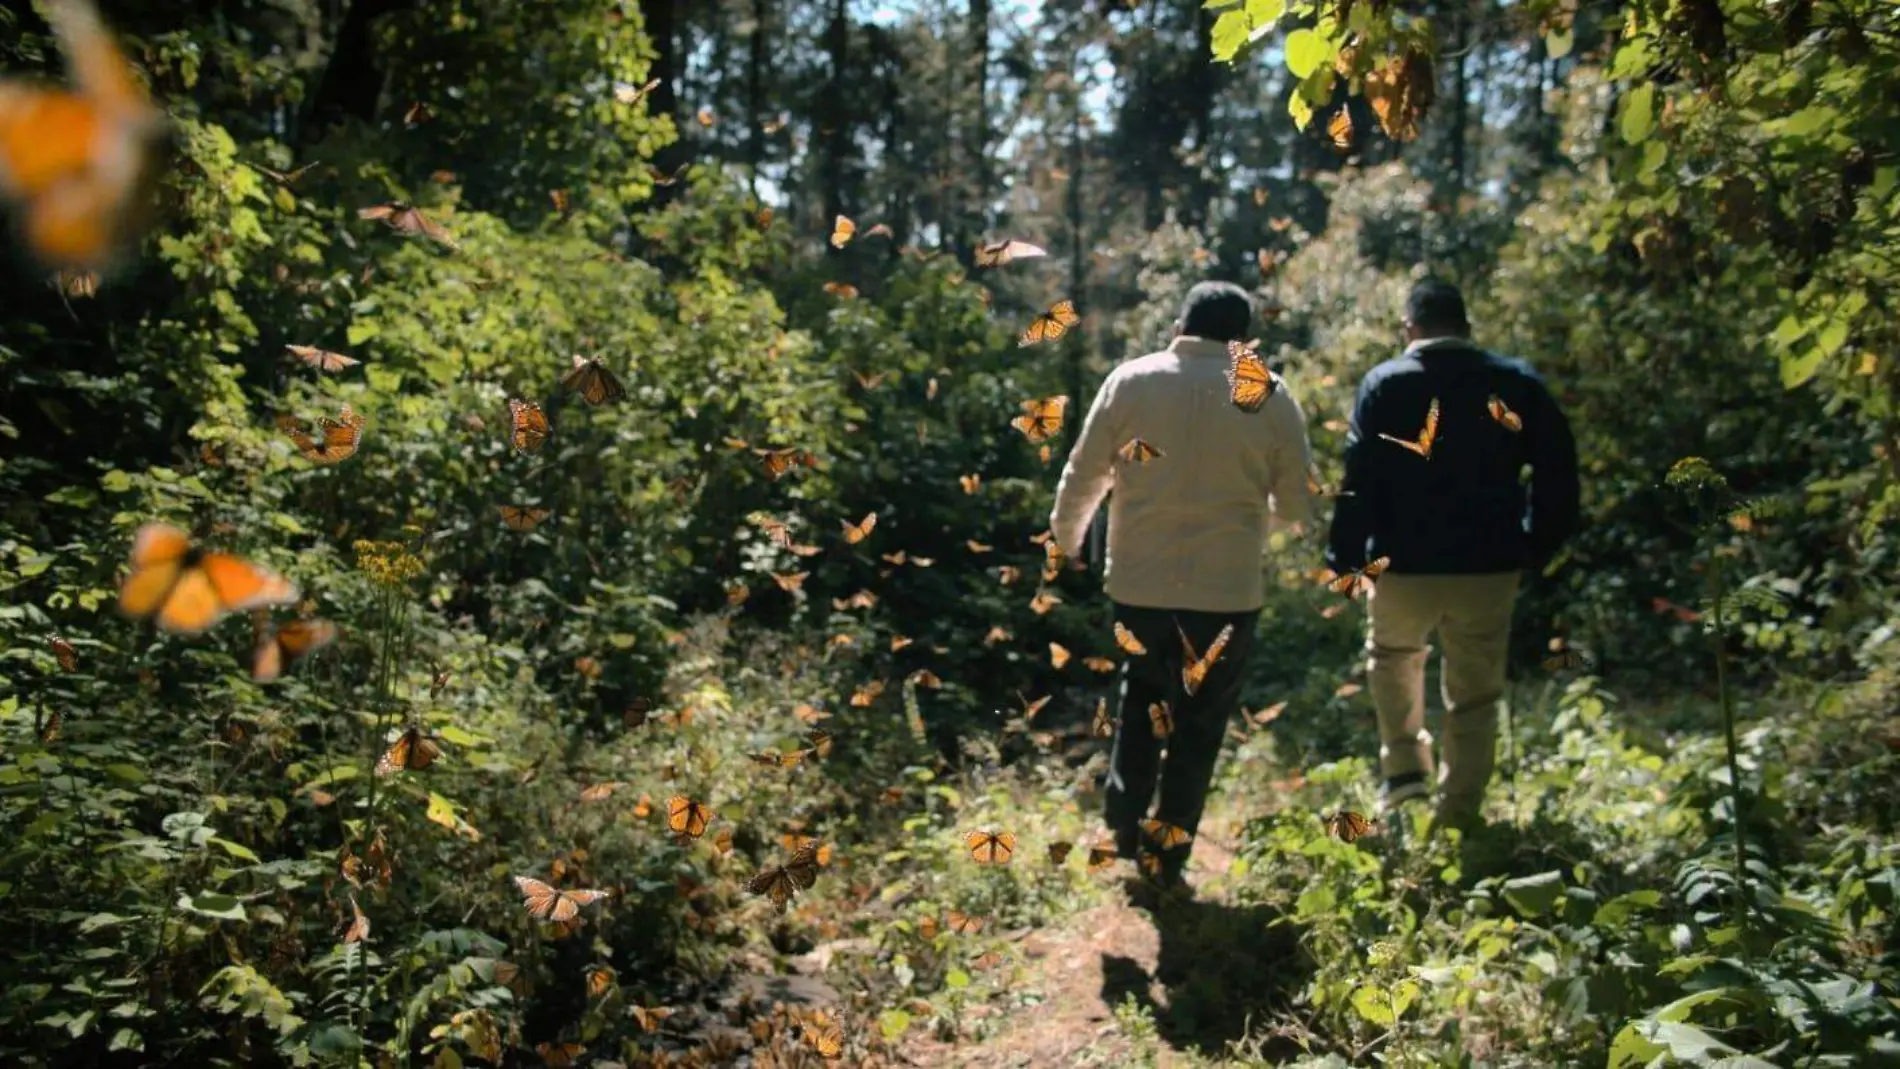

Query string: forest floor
[894,807,1295,1068]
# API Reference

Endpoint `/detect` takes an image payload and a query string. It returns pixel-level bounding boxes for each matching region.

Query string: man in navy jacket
[1327,280,1580,828]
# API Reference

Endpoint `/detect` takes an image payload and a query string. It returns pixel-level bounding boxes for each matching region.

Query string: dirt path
[899,814,1299,1067]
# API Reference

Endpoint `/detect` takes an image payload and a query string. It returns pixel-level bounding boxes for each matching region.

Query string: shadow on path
[1099,886,1311,1057]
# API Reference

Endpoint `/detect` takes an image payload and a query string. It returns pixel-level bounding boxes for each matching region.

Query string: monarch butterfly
[562,354,625,406]
[1226,340,1277,412]
[997,566,1021,586]
[964,540,992,555]
[850,369,888,391]
[1118,437,1162,464]
[1010,395,1069,442]
[822,280,859,299]
[748,748,807,768]
[403,100,434,126]
[1257,247,1286,278]
[909,668,943,689]
[974,238,1047,267]
[375,723,443,776]
[835,589,877,610]
[1379,398,1440,458]
[1326,108,1354,153]
[251,616,338,682]
[118,523,299,635]
[746,843,821,911]
[281,405,366,465]
[506,398,550,453]
[50,268,98,298]
[49,636,77,672]
[613,78,661,105]
[1335,681,1363,699]
[1048,642,1071,671]
[1148,701,1174,739]
[829,214,856,249]
[1028,590,1060,615]
[1139,852,1163,877]
[983,624,1012,646]
[1091,697,1113,738]
[694,107,716,127]
[629,1004,673,1034]
[748,511,794,547]
[1487,394,1523,432]
[841,512,877,544]
[358,202,458,248]
[536,1042,584,1068]
[792,702,830,725]
[1179,622,1236,697]
[1141,818,1193,849]
[665,795,713,842]
[1252,700,1289,726]
[498,503,551,533]
[771,571,808,593]
[583,965,614,997]
[959,473,981,495]
[806,727,834,758]
[946,910,986,934]
[760,115,786,134]
[757,446,814,480]
[38,708,62,743]
[850,680,884,706]
[712,828,734,854]
[803,1010,845,1059]
[1018,300,1081,347]
[725,582,750,608]
[1306,465,1354,498]
[1320,555,1391,599]
[578,781,623,802]
[1322,809,1375,843]
[1113,621,1148,656]
[513,875,611,923]
[1019,693,1052,721]
[647,162,689,186]
[342,894,369,944]
[1086,842,1118,872]
[0,0,166,272]
[1542,647,1593,672]
[966,828,1016,865]
[863,222,894,239]
[285,344,360,373]
[1083,656,1115,674]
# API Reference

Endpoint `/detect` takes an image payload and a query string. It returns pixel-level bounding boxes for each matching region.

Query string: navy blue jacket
[1325,338,1580,575]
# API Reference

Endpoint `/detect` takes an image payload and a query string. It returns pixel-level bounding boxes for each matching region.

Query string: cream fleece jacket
[1049,336,1315,613]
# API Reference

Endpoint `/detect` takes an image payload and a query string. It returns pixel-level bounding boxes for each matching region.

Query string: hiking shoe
[1378,771,1430,815]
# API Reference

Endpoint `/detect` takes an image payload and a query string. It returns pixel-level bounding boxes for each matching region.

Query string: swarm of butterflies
[16,4,1598,1059]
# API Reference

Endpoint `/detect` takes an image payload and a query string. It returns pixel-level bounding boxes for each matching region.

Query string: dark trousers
[1103,601,1259,878]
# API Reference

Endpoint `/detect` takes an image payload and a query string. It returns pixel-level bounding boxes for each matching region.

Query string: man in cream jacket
[1051,281,1315,889]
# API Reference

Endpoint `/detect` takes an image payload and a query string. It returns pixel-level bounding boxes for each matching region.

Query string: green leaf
[1780,345,1828,389]
[105,764,145,784]
[1284,29,1328,79]
[1545,28,1573,59]
[100,470,133,493]
[212,838,260,864]
[945,968,970,990]
[108,1028,144,1052]
[1777,105,1837,138]
[1210,10,1252,60]
[296,764,359,795]
[1288,90,1314,131]
[345,321,380,346]
[177,892,247,922]
[1619,84,1655,145]
[1350,984,1394,1025]
[1502,870,1564,917]
[878,1009,913,1040]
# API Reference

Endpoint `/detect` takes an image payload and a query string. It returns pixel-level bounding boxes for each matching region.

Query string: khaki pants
[1366,571,1521,824]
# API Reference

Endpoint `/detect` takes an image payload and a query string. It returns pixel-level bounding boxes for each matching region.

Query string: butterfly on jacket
[562,354,624,406]
[1018,300,1080,347]
[1118,437,1162,464]
[1141,818,1192,849]
[1226,340,1276,412]
[0,0,168,272]
[1379,398,1440,458]
[1487,394,1523,432]
[119,523,298,635]
[1178,622,1236,697]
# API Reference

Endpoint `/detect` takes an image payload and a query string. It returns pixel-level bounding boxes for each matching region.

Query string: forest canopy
[0,0,1896,1066]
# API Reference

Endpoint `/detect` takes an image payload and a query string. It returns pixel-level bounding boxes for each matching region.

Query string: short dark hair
[1178,281,1253,342]
[1404,279,1470,336]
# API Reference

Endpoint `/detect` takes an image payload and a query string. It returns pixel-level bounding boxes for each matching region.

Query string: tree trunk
[747,0,769,194]
[303,0,415,137]
[967,0,991,245]
[639,0,678,123]
[819,0,849,226]
[1448,0,1469,197]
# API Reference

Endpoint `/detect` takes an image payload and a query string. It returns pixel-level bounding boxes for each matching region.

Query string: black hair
[1404,279,1470,336]
[1177,281,1253,342]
